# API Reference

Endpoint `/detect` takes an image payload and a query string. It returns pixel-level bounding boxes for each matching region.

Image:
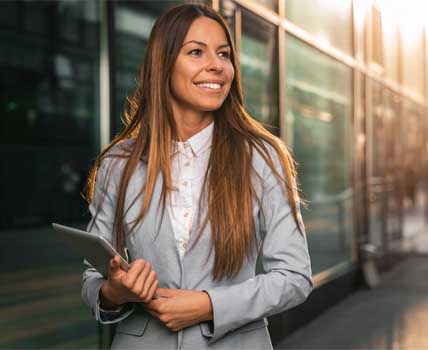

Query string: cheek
[171,62,199,91]
[223,64,234,94]
[226,63,235,83]
[170,70,185,92]
[170,73,189,103]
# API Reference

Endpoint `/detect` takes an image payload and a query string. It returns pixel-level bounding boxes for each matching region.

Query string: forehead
[184,16,228,43]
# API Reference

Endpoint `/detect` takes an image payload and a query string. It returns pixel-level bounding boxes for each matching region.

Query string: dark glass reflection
[240,7,279,134]
[0,1,101,348]
[285,35,354,274]
[401,101,427,238]
[367,79,386,248]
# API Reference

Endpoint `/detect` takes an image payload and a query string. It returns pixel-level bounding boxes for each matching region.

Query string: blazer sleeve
[81,156,135,324]
[203,149,313,343]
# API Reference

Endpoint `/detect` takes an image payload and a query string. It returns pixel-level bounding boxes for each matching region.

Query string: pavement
[0,262,100,348]
[275,238,428,349]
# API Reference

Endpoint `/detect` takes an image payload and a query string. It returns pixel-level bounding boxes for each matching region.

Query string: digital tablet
[52,223,131,278]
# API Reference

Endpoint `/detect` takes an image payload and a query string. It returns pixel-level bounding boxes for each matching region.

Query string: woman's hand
[100,255,159,309]
[144,288,213,332]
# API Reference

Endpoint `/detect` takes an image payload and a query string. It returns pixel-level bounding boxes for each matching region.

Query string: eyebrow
[182,40,230,49]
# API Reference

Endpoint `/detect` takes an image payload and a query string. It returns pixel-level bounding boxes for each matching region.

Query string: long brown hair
[85,3,304,280]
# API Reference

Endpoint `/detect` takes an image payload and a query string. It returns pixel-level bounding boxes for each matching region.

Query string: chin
[198,103,223,112]
[196,99,225,111]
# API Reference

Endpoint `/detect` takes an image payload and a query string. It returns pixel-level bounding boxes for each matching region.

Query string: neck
[172,104,214,141]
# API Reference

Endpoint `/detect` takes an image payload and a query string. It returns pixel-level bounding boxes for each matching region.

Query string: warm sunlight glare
[375,0,428,32]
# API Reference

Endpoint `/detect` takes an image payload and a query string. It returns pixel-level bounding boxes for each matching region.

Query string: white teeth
[196,83,221,89]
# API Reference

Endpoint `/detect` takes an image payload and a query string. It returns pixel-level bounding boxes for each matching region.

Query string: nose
[205,52,223,72]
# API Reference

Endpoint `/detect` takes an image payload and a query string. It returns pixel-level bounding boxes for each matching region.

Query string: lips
[194,82,224,93]
[194,80,225,86]
[195,82,222,90]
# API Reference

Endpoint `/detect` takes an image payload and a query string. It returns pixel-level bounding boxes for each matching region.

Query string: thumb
[109,255,122,275]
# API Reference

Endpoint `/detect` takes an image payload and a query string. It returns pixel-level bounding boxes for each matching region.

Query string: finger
[153,288,167,299]
[110,255,121,268]
[139,270,157,301]
[171,325,182,332]
[108,255,122,276]
[129,258,148,269]
[166,321,181,332]
[143,279,159,302]
[144,298,162,312]
[121,259,147,289]
[132,261,152,296]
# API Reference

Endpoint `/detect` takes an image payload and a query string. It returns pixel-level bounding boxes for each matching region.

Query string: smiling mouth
[194,82,223,92]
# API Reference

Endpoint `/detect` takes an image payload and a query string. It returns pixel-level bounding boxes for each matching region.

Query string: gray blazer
[81,140,312,349]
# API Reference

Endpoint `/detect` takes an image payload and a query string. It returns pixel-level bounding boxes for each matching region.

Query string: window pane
[285,35,353,274]
[240,8,279,134]
[367,79,386,247]
[22,1,50,35]
[0,1,101,348]
[354,72,369,245]
[382,22,399,82]
[371,4,383,66]
[384,89,402,242]
[249,0,278,12]
[369,80,384,178]
[285,0,352,54]
[0,1,18,29]
[401,26,425,95]
[402,100,427,236]
[367,82,404,250]
[353,0,371,62]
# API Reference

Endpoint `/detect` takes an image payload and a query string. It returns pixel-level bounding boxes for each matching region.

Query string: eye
[219,51,231,59]
[189,49,202,56]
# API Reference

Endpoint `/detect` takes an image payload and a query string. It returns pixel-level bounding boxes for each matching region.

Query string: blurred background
[0,0,427,348]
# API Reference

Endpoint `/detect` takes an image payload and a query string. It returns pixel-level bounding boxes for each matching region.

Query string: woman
[81,3,312,349]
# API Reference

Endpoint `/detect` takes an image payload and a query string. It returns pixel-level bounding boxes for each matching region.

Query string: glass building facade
[1,1,102,348]
[285,34,354,274]
[1,0,427,347]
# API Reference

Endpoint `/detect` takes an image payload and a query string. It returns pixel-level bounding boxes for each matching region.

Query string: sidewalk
[275,253,428,349]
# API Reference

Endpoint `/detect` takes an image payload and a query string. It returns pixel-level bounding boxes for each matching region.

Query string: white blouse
[168,121,214,258]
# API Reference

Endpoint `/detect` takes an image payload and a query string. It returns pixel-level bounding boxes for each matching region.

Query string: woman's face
[170,16,235,113]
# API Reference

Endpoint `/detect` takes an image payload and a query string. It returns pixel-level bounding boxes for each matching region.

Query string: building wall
[0,0,427,348]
